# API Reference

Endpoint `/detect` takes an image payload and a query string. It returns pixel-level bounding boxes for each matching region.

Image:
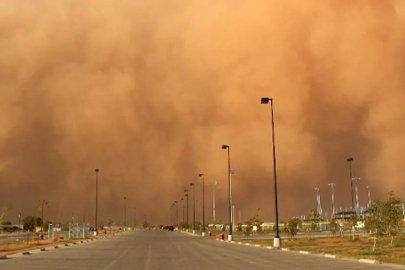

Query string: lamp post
[198,174,206,236]
[347,158,354,210]
[18,212,21,230]
[260,97,281,248]
[328,183,336,217]
[184,189,189,230]
[134,207,136,229]
[366,186,371,208]
[181,198,184,228]
[95,168,99,235]
[170,203,174,224]
[124,197,127,228]
[221,144,233,241]
[174,200,178,226]
[190,183,196,233]
[213,181,217,225]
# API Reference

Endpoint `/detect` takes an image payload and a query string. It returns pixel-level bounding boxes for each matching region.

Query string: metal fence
[48,223,90,240]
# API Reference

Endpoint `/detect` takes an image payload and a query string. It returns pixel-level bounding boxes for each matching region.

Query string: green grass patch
[238,234,405,265]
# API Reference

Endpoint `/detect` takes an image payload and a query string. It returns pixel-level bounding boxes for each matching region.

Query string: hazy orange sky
[0,0,404,226]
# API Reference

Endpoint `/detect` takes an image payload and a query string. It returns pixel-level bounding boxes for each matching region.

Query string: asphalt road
[1,230,404,270]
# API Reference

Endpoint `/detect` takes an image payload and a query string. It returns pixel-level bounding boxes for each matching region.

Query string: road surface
[0,230,404,269]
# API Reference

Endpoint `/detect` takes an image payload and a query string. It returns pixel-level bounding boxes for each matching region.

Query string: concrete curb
[359,259,379,264]
[221,240,384,266]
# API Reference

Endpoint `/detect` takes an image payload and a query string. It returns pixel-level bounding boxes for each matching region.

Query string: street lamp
[174,200,178,226]
[184,189,189,230]
[221,144,233,241]
[198,174,206,236]
[95,168,99,235]
[170,203,174,224]
[261,97,281,248]
[134,207,137,229]
[213,181,217,225]
[190,183,196,233]
[181,198,184,228]
[328,183,336,217]
[124,196,127,228]
[347,158,354,210]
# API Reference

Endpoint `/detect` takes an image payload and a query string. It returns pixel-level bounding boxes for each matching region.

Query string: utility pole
[213,181,217,225]
[39,200,48,232]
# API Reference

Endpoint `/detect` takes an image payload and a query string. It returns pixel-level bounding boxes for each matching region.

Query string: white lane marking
[144,244,152,270]
[102,248,128,270]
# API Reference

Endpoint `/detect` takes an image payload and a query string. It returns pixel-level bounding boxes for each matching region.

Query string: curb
[222,240,384,266]
[359,259,379,264]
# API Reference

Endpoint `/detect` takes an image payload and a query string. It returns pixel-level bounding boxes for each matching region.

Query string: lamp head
[261,97,272,104]
[95,169,99,172]
[347,157,353,162]
[198,174,204,177]
[190,183,194,186]
[221,145,229,149]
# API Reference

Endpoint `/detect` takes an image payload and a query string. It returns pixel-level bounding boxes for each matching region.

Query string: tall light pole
[184,189,189,230]
[181,198,184,228]
[221,144,233,241]
[352,177,360,212]
[190,183,196,233]
[39,200,48,232]
[347,158,354,210]
[95,168,99,235]
[366,186,371,208]
[261,97,281,248]
[134,207,136,228]
[213,181,217,225]
[124,196,127,228]
[170,203,174,224]
[174,200,178,226]
[198,174,206,236]
[328,183,336,217]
